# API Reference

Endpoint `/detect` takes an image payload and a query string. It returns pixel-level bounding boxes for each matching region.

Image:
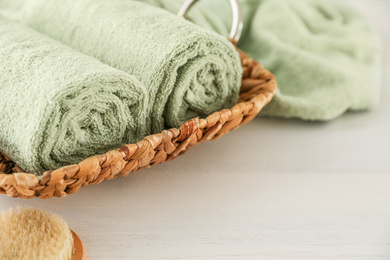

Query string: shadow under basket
[0,49,277,199]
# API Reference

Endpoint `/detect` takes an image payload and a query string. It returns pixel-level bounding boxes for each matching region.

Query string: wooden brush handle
[71,230,86,260]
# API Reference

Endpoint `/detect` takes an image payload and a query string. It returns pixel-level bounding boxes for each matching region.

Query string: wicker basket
[0,49,277,199]
[0,0,277,199]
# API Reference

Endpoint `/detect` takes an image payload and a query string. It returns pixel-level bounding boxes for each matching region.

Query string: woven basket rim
[0,48,277,199]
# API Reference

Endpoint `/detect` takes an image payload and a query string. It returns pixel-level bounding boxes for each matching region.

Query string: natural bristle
[0,207,73,260]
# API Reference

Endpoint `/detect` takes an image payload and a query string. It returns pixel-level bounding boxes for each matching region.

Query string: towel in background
[138,0,383,121]
[20,0,243,133]
[0,17,148,175]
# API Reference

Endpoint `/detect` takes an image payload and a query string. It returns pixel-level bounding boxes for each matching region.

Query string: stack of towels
[0,0,382,175]
[0,0,242,175]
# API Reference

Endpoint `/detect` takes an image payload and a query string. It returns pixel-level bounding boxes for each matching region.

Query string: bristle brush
[0,207,86,260]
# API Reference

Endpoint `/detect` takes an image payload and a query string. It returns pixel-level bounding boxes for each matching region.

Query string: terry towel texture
[20,0,242,132]
[138,0,383,121]
[0,17,147,175]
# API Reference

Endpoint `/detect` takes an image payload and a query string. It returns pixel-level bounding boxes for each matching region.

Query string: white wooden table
[0,1,389,259]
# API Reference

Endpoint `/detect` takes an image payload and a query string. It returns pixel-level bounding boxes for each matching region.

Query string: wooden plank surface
[0,1,389,259]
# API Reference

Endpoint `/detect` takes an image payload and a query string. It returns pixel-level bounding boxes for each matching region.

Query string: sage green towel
[0,0,382,120]
[0,17,147,175]
[139,0,383,120]
[20,0,242,132]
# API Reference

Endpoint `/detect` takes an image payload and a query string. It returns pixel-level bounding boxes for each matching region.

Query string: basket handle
[178,0,243,44]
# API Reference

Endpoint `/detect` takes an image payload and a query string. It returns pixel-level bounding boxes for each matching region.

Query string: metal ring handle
[178,0,243,43]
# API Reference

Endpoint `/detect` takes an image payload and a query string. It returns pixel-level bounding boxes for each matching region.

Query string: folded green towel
[139,0,383,121]
[20,0,242,132]
[0,17,147,175]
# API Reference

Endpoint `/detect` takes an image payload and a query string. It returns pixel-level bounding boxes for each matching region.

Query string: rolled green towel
[0,17,148,175]
[20,0,242,133]
[139,0,383,121]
